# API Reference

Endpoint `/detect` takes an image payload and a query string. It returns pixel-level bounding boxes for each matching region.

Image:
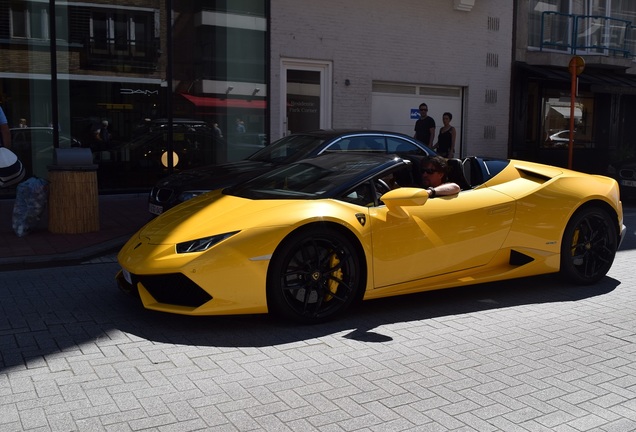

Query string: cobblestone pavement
[1,215,636,431]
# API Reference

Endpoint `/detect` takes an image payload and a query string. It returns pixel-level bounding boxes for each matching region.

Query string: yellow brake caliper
[325,253,343,301]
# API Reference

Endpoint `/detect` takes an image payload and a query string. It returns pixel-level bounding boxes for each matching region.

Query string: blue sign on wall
[410,108,421,120]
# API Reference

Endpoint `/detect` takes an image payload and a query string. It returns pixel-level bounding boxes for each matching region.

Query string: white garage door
[371,82,463,153]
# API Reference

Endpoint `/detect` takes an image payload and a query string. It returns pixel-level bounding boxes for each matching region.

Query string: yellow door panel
[370,189,515,288]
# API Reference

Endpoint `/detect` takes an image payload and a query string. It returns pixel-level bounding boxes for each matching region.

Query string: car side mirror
[381,187,429,217]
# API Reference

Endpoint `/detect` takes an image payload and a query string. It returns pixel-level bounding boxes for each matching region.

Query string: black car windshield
[227,155,386,199]
[248,134,326,164]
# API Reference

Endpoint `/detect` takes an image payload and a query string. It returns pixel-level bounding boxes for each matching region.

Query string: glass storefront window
[541,94,595,149]
[173,2,267,164]
[0,0,268,197]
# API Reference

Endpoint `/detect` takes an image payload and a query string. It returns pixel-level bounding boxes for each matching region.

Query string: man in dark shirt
[414,103,435,148]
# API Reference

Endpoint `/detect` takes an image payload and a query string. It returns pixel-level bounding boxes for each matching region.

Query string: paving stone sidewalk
[1,243,636,431]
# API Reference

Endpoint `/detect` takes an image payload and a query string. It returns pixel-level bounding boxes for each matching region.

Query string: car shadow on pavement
[105,273,621,348]
[0,265,620,371]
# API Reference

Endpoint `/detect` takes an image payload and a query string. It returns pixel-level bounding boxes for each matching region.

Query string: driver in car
[421,156,460,198]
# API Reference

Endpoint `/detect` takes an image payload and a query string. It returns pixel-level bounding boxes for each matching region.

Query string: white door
[281,59,332,135]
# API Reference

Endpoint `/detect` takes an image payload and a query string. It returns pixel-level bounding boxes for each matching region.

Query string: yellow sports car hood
[138,190,341,245]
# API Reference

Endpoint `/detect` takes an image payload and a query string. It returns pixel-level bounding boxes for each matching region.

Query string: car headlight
[176,231,240,253]
[178,190,209,203]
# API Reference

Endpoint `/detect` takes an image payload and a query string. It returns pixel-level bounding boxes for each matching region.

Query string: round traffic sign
[569,56,585,76]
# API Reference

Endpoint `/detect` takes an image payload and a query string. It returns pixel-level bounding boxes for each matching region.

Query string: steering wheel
[375,179,391,196]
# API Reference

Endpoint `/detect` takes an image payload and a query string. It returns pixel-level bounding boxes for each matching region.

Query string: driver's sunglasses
[422,168,438,174]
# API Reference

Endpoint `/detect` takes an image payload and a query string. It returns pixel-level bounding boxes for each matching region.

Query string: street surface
[1,205,636,431]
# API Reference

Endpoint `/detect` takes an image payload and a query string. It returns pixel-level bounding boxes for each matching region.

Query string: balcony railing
[539,12,634,59]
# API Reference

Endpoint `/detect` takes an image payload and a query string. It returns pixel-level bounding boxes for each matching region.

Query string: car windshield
[248,134,326,164]
[227,155,384,199]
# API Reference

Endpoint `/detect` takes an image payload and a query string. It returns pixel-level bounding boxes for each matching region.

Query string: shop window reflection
[542,96,595,149]
[1,2,268,195]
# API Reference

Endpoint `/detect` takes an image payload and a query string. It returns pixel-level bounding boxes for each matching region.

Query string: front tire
[267,227,363,323]
[560,207,618,285]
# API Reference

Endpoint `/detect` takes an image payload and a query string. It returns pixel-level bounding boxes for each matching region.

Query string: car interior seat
[393,163,415,187]
[348,138,370,151]
[395,142,419,155]
[365,139,385,151]
[461,157,484,186]
[349,138,384,151]
[446,158,472,190]
[404,155,426,187]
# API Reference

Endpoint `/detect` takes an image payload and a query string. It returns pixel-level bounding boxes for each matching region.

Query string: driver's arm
[427,182,460,198]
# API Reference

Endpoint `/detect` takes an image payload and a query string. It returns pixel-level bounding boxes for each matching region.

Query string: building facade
[270,0,513,160]
[512,0,636,174]
[0,0,513,196]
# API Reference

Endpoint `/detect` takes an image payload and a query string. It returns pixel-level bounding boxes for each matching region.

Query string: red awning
[180,93,266,109]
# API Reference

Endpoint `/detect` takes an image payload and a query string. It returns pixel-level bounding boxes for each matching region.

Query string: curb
[0,235,129,270]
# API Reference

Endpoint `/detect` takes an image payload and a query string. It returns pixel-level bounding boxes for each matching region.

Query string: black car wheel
[267,227,363,323]
[560,207,618,285]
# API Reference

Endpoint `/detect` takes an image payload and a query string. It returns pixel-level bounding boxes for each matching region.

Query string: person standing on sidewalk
[413,103,435,148]
[0,106,11,149]
[433,112,456,158]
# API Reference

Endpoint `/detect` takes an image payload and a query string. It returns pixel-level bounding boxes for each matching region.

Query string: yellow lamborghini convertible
[117,152,626,323]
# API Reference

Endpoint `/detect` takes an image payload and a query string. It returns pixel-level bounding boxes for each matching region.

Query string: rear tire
[560,207,617,285]
[267,227,363,323]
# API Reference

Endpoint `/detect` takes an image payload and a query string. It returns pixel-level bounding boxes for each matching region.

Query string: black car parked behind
[148,129,434,215]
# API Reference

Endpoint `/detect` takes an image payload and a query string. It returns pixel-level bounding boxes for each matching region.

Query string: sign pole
[568,56,585,170]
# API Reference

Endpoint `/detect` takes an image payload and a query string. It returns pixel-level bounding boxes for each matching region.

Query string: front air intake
[138,273,212,307]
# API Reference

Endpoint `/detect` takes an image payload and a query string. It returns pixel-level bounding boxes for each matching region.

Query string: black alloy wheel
[560,207,618,285]
[267,227,363,323]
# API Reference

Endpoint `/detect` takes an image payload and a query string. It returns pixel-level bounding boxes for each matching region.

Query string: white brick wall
[271,0,513,158]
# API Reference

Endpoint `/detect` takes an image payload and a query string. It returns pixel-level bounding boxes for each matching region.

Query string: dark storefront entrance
[511,63,636,175]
